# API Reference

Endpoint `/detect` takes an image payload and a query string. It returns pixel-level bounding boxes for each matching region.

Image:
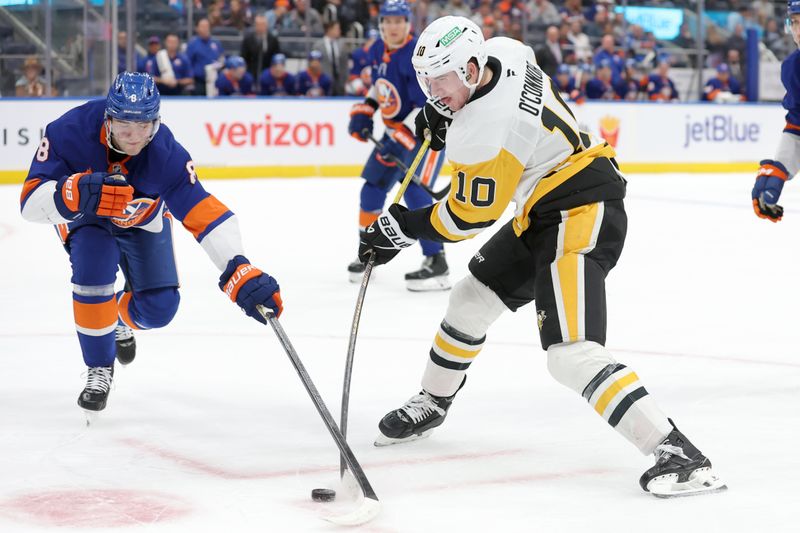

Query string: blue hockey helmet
[379,0,411,19]
[556,64,571,76]
[225,55,246,70]
[308,49,323,62]
[271,53,287,66]
[789,0,800,15]
[106,71,160,122]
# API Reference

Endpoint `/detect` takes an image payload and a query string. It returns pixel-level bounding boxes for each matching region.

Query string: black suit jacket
[536,44,562,78]
[240,31,281,85]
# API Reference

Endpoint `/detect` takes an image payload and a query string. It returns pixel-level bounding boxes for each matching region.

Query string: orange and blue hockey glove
[752,159,788,222]
[219,255,282,323]
[54,171,134,219]
[349,98,378,142]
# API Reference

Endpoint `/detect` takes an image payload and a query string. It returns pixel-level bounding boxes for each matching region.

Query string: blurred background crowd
[0,0,792,102]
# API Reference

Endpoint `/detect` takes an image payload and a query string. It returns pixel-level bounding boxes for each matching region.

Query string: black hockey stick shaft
[258,307,379,503]
[339,251,375,477]
[364,131,451,201]
[339,139,430,477]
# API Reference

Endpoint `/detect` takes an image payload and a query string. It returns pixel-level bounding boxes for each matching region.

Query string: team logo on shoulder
[537,310,547,331]
[111,197,159,228]
[375,79,402,119]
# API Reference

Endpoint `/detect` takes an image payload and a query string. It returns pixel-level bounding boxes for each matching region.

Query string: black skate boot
[405,251,451,292]
[639,419,727,498]
[115,323,136,365]
[77,366,114,412]
[375,377,465,446]
[348,258,367,283]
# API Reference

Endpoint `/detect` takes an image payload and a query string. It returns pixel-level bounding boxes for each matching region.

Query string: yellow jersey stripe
[593,371,639,416]
[434,333,482,359]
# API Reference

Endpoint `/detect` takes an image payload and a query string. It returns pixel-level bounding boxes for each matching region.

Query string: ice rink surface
[1,173,799,533]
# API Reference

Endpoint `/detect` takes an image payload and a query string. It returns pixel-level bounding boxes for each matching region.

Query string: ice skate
[375,378,464,446]
[78,365,114,417]
[639,419,727,498]
[405,252,451,292]
[115,323,136,365]
[348,257,368,283]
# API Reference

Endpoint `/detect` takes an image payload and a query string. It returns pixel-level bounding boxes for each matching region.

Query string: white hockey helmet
[412,16,487,100]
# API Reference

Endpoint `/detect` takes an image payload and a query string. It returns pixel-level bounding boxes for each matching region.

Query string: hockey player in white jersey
[359,16,726,498]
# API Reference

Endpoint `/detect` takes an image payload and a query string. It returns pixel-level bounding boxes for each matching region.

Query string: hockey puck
[311,488,336,502]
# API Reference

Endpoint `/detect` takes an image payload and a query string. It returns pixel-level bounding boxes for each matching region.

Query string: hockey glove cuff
[752,159,788,222]
[358,204,416,266]
[349,98,378,142]
[219,255,282,323]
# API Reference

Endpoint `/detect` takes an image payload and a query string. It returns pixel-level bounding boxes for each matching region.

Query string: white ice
[1,173,799,533]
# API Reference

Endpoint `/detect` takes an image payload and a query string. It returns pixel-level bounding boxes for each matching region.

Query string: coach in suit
[313,21,350,96]
[240,14,281,91]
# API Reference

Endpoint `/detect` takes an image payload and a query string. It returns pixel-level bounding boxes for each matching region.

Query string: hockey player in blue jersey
[297,50,332,97]
[702,63,744,103]
[259,53,297,96]
[753,0,800,221]
[347,0,450,291]
[346,28,379,96]
[19,72,282,415]
[216,55,255,96]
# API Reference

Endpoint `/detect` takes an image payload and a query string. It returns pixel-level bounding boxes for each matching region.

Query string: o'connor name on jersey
[519,61,544,117]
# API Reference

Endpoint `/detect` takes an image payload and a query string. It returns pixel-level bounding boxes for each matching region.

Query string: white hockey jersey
[412,37,620,242]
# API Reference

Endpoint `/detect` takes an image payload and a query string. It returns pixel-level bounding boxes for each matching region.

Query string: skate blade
[648,467,728,498]
[83,409,101,427]
[406,276,452,292]
[323,496,381,526]
[373,429,434,447]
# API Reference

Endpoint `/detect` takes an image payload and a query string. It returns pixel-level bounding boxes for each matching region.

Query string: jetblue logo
[683,114,760,148]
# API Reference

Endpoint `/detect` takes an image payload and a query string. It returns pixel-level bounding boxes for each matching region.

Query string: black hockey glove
[358,204,417,266]
[414,100,453,152]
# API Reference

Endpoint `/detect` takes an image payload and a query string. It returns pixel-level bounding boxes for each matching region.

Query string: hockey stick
[257,306,380,526]
[365,131,451,200]
[339,139,431,478]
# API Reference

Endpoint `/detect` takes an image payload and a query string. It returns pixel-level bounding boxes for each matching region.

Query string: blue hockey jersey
[366,35,426,129]
[781,49,800,134]
[20,99,233,248]
[259,71,297,96]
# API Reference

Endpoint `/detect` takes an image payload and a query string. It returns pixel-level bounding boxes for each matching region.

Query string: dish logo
[205,114,334,147]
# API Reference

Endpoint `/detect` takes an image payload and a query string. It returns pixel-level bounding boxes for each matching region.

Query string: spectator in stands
[481,15,498,40]
[585,59,624,100]
[620,58,646,101]
[764,18,790,58]
[429,0,472,20]
[536,26,563,77]
[187,18,225,96]
[528,0,560,27]
[645,60,679,102]
[152,34,195,96]
[584,0,613,24]
[216,55,255,96]
[297,49,332,96]
[726,48,746,89]
[225,0,253,30]
[15,56,57,97]
[594,34,624,81]
[726,24,747,63]
[584,7,609,39]
[673,23,697,67]
[241,14,281,93]
[290,0,325,34]
[568,18,592,62]
[207,2,225,28]
[266,0,292,33]
[554,63,582,102]
[559,0,583,23]
[117,31,141,73]
[346,28,377,96]
[314,21,349,96]
[703,63,745,103]
[260,53,297,96]
[138,36,161,73]
[471,0,492,28]
[705,24,727,67]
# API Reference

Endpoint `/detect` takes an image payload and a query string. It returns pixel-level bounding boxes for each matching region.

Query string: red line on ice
[119,437,527,480]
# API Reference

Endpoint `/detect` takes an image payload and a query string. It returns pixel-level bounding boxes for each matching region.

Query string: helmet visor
[111,119,155,139]
[418,70,465,102]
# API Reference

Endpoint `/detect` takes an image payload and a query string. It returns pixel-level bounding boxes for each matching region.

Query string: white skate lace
[85,367,113,393]
[115,324,133,342]
[654,443,689,462]
[399,392,446,424]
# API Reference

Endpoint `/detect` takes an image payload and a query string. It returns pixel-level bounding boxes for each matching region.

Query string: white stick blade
[323,497,381,526]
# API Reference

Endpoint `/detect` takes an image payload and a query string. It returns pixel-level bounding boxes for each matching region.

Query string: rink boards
[0,97,786,184]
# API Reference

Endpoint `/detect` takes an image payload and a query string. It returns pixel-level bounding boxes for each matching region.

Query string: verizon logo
[205,115,334,147]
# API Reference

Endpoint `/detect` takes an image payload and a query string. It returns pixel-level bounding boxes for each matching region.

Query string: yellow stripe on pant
[551,202,604,343]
